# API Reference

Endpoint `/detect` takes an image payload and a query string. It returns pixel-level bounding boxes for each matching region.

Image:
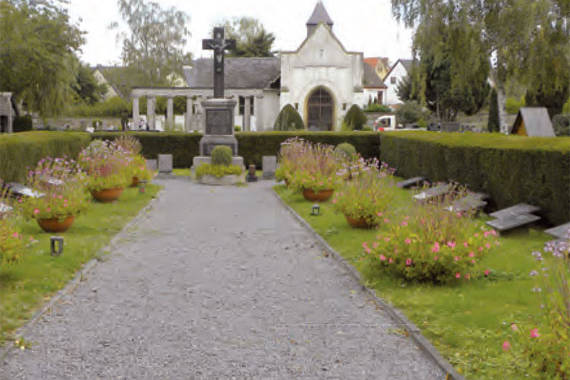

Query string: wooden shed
[510,107,555,137]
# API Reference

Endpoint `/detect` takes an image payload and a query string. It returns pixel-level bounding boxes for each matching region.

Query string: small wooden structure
[510,107,555,137]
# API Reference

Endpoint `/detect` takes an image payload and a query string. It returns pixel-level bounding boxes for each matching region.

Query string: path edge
[0,188,164,364]
[273,189,465,380]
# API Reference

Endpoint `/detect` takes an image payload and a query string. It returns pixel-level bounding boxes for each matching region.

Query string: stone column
[167,97,174,130]
[147,97,156,130]
[254,95,264,131]
[244,96,252,132]
[185,97,193,132]
[132,97,140,128]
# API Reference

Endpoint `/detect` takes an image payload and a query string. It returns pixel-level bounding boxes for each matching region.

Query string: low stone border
[273,190,465,380]
[198,174,245,186]
[0,188,163,363]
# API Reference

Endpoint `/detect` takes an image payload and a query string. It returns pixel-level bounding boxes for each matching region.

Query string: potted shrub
[20,157,90,233]
[114,135,154,187]
[196,146,244,185]
[79,140,131,203]
[332,162,395,228]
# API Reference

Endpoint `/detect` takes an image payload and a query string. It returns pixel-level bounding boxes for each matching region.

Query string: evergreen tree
[274,105,304,131]
[488,88,500,132]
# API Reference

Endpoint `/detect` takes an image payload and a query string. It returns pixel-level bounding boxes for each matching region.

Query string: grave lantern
[50,236,64,257]
[311,204,320,216]
[138,180,147,194]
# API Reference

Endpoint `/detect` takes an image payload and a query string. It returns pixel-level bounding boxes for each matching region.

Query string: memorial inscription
[206,109,233,135]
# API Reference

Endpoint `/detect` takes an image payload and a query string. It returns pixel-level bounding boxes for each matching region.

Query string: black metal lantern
[50,236,64,257]
[311,204,320,216]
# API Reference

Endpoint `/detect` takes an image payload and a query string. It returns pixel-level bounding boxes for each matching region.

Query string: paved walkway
[2,178,443,379]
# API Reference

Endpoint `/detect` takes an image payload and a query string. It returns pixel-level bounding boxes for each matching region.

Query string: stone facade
[384,59,412,106]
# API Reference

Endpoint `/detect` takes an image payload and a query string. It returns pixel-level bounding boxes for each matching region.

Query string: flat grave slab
[158,155,173,173]
[6,182,44,198]
[262,156,277,180]
[40,177,65,189]
[486,213,541,232]
[445,194,488,213]
[397,176,426,189]
[545,222,570,239]
[0,202,13,218]
[413,183,451,202]
[490,203,540,219]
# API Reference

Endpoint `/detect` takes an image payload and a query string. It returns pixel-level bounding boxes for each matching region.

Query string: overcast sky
[66,0,413,66]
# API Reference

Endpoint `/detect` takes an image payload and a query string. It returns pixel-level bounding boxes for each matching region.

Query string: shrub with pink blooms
[503,235,569,378]
[287,142,342,192]
[364,193,499,283]
[78,140,131,192]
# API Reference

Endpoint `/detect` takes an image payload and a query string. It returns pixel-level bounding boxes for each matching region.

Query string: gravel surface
[2,178,444,379]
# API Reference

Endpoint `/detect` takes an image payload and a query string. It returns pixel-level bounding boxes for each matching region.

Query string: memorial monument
[192,28,244,171]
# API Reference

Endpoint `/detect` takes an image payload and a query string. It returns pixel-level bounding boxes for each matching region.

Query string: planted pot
[131,176,139,188]
[303,188,334,202]
[345,214,377,229]
[91,187,124,203]
[37,215,75,233]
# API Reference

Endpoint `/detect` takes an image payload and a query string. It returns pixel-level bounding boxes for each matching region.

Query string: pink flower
[405,258,412,266]
[511,324,519,332]
[530,328,540,338]
[485,243,491,249]
[484,269,490,276]
[471,260,476,264]
[434,256,439,261]
[454,256,460,262]
[12,232,19,239]
[478,247,484,252]
[384,218,390,223]
[463,242,469,248]
[33,209,40,215]
[474,233,480,237]
[491,230,497,236]
[447,241,456,249]
[365,247,371,254]
[380,255,386,261]
[362,242,368,249]
[469,252,475,258]
[373,242,379,249]
[455,272,461,279]
[46,208,51,213]
[332,199,337,204]
[502,341,511,351]
[377,212,383,217]
[384,237,391,242]
[388,258,393,264]
[401,221,408,227]
[431,242,440,253]
[405,238,411,245]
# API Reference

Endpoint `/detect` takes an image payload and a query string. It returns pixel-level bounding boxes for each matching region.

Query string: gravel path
[2,178,444,379]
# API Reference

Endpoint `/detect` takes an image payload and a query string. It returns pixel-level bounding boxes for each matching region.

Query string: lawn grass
[275,183,550,379]
[0,184,160,345]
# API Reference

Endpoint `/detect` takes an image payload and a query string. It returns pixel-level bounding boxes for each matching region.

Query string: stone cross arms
[202,27,236,98]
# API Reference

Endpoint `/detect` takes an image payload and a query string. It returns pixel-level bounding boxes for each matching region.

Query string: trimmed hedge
[0,131,91,183]
[380,131,570,225]
[94,131,381,169]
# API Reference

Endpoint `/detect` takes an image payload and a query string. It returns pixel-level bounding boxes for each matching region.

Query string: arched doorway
[306,87,334,131]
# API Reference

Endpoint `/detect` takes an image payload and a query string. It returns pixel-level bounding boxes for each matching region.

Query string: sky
[66,0,414,67]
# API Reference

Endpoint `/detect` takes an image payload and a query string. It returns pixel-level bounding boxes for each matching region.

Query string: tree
[0,1,84,116]
[111,0,191,88]
[391,0,568,133]
[343,105,368,130]
[72,62,108,105]
[488,88,500,132]
[221,17,276,57]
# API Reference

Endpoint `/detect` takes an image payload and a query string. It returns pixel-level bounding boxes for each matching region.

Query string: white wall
[384,62,408,105]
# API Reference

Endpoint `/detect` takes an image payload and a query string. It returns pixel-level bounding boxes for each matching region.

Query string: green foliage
[195,163,242,179]
[0,132,91,183]
[287,142,341,192]
[505,96,525,115]
[13,115,33,132]
[78,140,131,192]
[0,219,24,267]
[67,96,130,118]
[380,131,570,225]
[274,105,305,131]
[0,1,84,116]
[488,89,500,132]
[210,146,233,166]
[564,98,570,114]
[72,63,107,105]
[334,143,357,160]
[364,104,392,113]
[343,105,368,131]
[553,114,570,137]
[396,101,425,125]
[222,17,275,57]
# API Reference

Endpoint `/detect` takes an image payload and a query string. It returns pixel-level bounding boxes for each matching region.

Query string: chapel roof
[184,57,281,89]
[307,1,334,26]
[363,63,386,88]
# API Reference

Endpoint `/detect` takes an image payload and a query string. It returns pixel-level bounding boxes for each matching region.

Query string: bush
[274,105,305,131]
[211,146,233,166]
[195,163,242,179]
[67,96,130,118]
[13,115,33,132]
[343,105,368,130]
[380,131,570,225]
[553,114,570,136]
[0,219,24,266]
[364,104,392,113]
[396,101,424,125]
[488,89,500,132]
[334,143,357,159]
[505,96,525,115]
[0,132,91,183]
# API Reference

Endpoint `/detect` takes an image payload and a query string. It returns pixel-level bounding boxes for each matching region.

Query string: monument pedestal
[199,98,238,155]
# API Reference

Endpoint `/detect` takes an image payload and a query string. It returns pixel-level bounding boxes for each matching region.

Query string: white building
[383,59,413,106]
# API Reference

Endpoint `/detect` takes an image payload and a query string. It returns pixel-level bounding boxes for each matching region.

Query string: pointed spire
[306,1,333,36]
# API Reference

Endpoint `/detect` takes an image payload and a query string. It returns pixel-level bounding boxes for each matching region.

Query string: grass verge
[275,184,550,379]
[0,184,160,345]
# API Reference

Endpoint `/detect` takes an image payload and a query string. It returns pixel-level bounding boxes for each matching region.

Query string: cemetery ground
[0,185,160,346]
[275,182,551,379]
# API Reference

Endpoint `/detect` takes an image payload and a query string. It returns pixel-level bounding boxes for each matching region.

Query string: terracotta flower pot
[131,176,139,188]
[303,188,334,202]
[91,188,124,203]
[345,214,377,229]
[37,215,75,233]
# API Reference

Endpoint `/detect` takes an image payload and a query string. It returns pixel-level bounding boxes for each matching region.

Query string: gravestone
[445,194,487,213]
[397,176,426,189]
[262,156,277,179]
[486,213,541,232]
[146,159,158,171]
[490,203,540,219]
[6,183,44,199]
[413,183,452,202]
[545,222,570,239]
[158,154,173,174]
[441,122,460,133]
[0,202,13,218]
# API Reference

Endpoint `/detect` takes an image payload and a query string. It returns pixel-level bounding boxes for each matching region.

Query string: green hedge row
[0,132,92,183]
[380,131,570,225]
[93,131,382,168]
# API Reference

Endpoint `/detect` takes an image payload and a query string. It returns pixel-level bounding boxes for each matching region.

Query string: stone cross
[202,27,236,98]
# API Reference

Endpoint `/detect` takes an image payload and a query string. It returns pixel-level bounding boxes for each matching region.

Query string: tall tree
[221,17,276,57]
[111,0,191,87]
[72,62,108,105]
[0,0,84,116]
[392,0,568,133]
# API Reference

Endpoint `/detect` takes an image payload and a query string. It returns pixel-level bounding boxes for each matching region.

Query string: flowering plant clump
[276,138,310,183]
[503,234,569,378]
[288,142,342,192]
[332,161,395,227]
[0,219,24,266]
[19,157,90,221]
[364,192,499,283]
[113,135,153,182]
[78,140,131,191]
[129,154,154,182]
